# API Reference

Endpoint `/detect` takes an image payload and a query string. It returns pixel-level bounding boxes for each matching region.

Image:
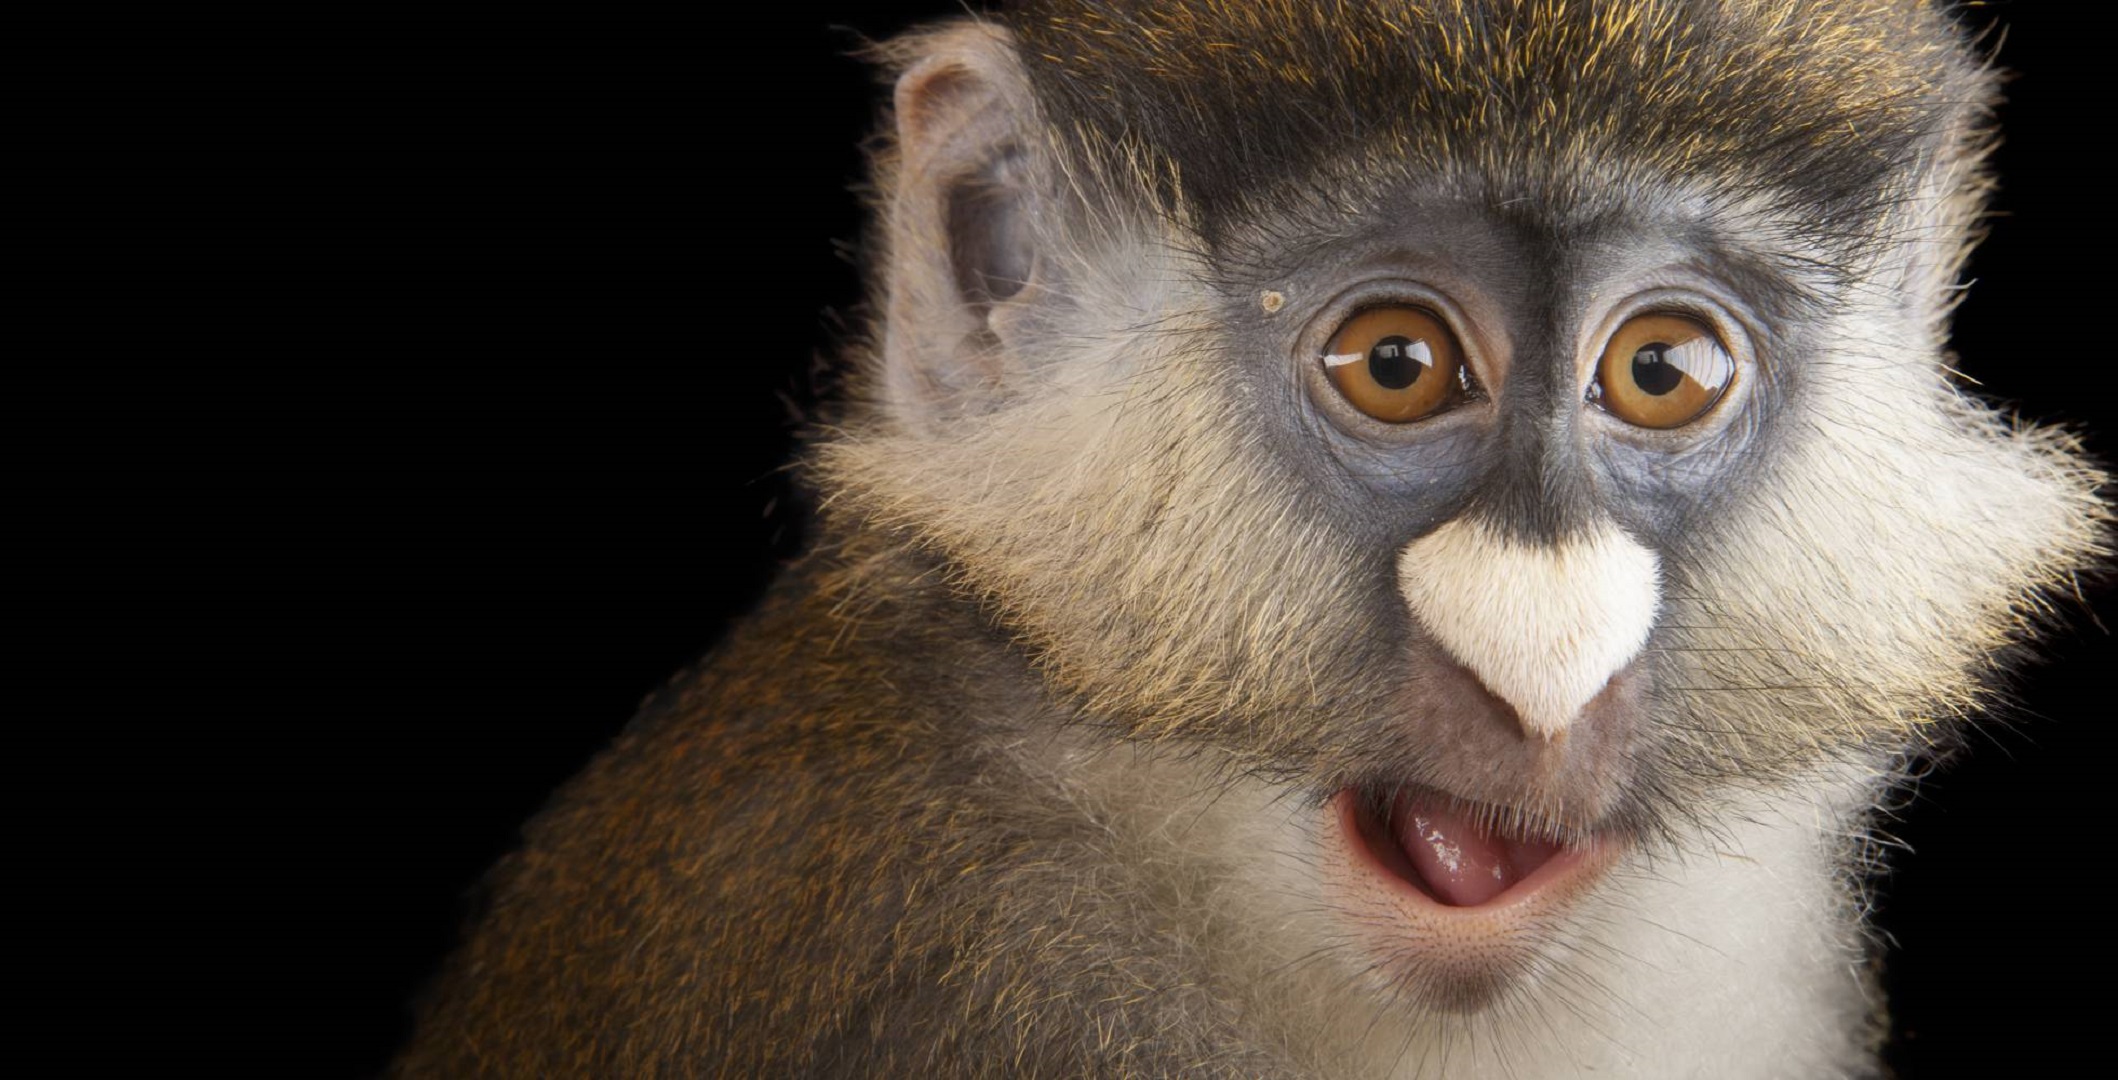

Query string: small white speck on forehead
[1260,290,1285,314]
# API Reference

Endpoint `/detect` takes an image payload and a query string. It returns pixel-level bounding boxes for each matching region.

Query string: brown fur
[393,545,1305,1076]
[1004,0,1985,258]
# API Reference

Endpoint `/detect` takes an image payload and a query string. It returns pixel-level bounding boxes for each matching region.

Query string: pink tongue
[1393,798,1561,907]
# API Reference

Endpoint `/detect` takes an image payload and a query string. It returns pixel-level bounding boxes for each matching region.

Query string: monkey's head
[819,0,2105,1013]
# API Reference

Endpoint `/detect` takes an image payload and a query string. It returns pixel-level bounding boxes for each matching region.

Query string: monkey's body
[396,3,2106,1076]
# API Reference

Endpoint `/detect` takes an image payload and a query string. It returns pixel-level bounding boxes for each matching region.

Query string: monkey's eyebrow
[1676,242,1834,315]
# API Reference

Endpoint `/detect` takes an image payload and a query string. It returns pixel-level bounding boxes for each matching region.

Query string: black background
[46,3,2109,1075]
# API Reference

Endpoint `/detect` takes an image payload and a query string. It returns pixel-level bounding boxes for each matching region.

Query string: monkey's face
[1191,177,2099,1003]
[824,2,2106,1015]
[1226,193,1788,828]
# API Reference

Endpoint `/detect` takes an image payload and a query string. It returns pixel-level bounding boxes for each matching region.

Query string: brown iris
[1590,313,1734,429]
[1321,306,1466,423]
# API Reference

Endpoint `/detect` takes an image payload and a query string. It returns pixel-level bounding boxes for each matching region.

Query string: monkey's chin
[1324,788,1621,1009]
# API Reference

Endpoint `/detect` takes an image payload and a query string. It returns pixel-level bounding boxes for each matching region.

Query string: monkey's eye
[1321,306,1468,423]
[1589,313,1734,429]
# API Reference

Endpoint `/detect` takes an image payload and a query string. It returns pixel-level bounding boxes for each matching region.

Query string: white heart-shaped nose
[1397,516,1661,739]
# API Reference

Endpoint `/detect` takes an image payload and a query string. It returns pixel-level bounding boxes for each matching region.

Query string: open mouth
[1321,784,1623,1006]
[1337,786,1613,912]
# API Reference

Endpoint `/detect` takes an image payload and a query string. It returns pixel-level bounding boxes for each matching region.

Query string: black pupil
[1367,335,1423,390]
[1631,344,1684,395]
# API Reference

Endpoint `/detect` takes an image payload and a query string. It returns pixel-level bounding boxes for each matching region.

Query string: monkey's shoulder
[397,557,1283,1076]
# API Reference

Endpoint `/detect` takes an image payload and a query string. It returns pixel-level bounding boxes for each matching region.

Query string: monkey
[392,2,2109,1076]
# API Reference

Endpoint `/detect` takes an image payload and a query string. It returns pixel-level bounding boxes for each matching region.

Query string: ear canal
[946,148,1035,312]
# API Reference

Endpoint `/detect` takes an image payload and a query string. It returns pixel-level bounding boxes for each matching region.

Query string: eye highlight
[1589,313,1734,429]
[1320,306,1468,423]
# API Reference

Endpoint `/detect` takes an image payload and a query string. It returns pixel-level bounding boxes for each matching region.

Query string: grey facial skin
[1228,191,1798,548]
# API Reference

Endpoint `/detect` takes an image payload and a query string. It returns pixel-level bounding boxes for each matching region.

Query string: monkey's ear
[879,25,1051,423]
